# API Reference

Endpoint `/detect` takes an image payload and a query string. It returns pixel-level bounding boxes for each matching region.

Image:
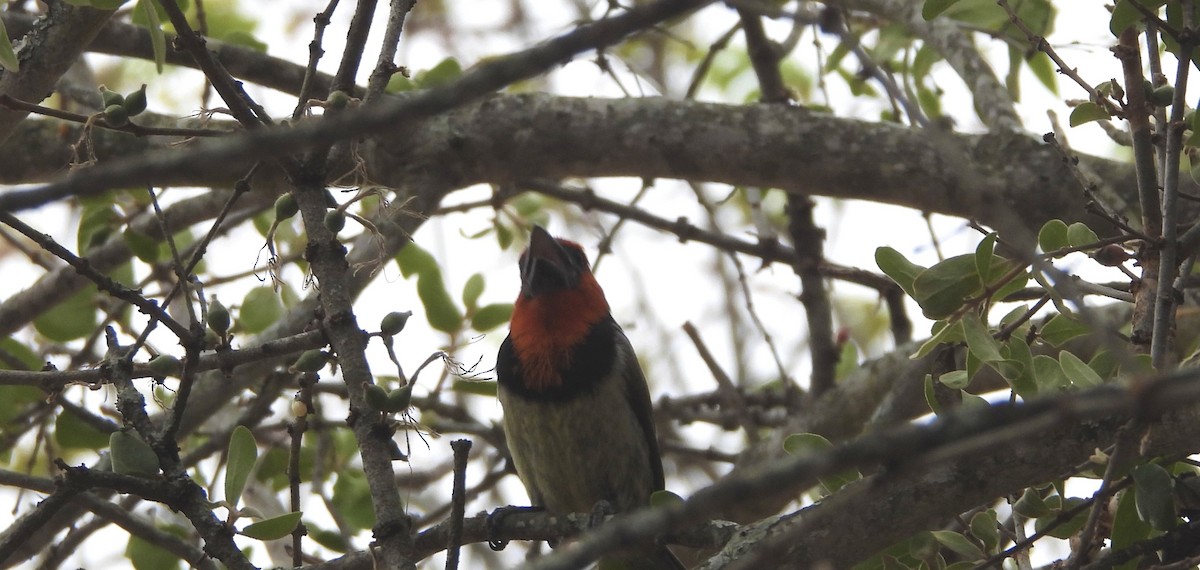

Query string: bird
[496,225,684,570]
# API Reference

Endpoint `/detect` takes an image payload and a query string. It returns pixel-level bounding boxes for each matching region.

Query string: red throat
[509,272,609,390]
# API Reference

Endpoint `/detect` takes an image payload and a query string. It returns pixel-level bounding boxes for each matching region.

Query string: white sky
[0,1,1177,567]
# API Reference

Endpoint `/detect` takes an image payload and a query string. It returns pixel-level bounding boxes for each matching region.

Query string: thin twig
[0,94,230,137]
[683,322,760,442]
[446,439,472,570]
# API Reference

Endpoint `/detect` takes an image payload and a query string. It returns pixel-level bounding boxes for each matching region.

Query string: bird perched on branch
[497,225,683,570]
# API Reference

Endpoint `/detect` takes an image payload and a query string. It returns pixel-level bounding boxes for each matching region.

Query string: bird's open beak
[520,226,575,298]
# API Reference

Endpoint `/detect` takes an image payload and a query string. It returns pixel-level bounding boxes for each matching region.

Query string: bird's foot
[588,499,615,530]
[487,505,543,551]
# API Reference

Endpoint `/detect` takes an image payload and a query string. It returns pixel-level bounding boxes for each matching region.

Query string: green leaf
[462,273,485,312]
[221,30,267,52]
[931,530,985,560]
[938,370,969,390]
[1000,337,1038,397]
[922,0,964,20]
[1110,0,1170,36]
[416,57,462,88]
[0,337,39,371]
[1040,314,1090,347]
[1013,488,1050,518]
[992,270,1030,303]
[1060,351,1103,388]
[123,228,161,263]
[962,314,1003,363]
[0,19,19,73]
[1111,489,1152,570]
[923,374,941,415]
[1132,463,1177,530]
[1066,222,1100,247]
[875,247,925,299]
[1036,497,1088,538]
[395,242,437,278]
[969,509,999,553]
[1028,52,1057,94]
[240,511,303,541]
[495,222,514,250]
[1069,102,1111,127]
[127,533,181,570]
[1089,350,1119,381]
[960,389,989,409]
[975,233,997,282]
[417,269,463,333]
[1032,354,1069,392]
[471,303,513,332]
[239,287,285,334]
[225,425,257,508]
[309,527,350,553]
[451,379,497,397]
[110,431,161,477]
[332,471,375,530]
[55,409,111,450]
[1038,219,1070,253]
[911,319,964,359]
[912,254,980,319]
[134,0,166,73]
[78,204,120,252]
[834,341,859,381]
[35,287,97,342]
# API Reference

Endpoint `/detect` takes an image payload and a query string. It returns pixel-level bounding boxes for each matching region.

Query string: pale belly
[500,380,656,515]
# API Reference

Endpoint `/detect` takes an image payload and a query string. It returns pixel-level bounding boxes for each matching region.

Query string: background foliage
[2,0,1200,568]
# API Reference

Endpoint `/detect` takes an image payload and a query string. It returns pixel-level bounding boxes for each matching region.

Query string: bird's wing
[613,321,666,492]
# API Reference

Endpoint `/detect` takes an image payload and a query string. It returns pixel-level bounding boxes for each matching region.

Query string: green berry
[324,210,346,233]
[103,104,128,127]
[147,355,182,377]
[327,90,350,110]
[274,194,299,221]
[364,383,390,411]
[380,311,411,336]
[123,84,148,116]
[99,86,124,108]
[291,349,329,373]
[207,298,231,335]
[1151,85,1175,106]
[385,383,414,411]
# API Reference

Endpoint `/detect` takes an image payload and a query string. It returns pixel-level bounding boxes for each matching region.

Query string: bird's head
[508,226,610,388]
[518,225,591,299]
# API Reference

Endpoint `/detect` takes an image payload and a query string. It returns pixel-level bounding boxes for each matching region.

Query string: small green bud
[291,349,329,373]
[380,311,412,336]
[110,430,161,477]
[204,328,221,349]
[207,298,231,335]
[274,193,299,220]
[1151,85,1175,106]
[327,90,350,109]
[123,84,148,116]
[364,383,390,411]
[99,86,124,108]
[324,210,346,233]
[147,355,182,377]
[103,104,129,127]
[385,383,414,411]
